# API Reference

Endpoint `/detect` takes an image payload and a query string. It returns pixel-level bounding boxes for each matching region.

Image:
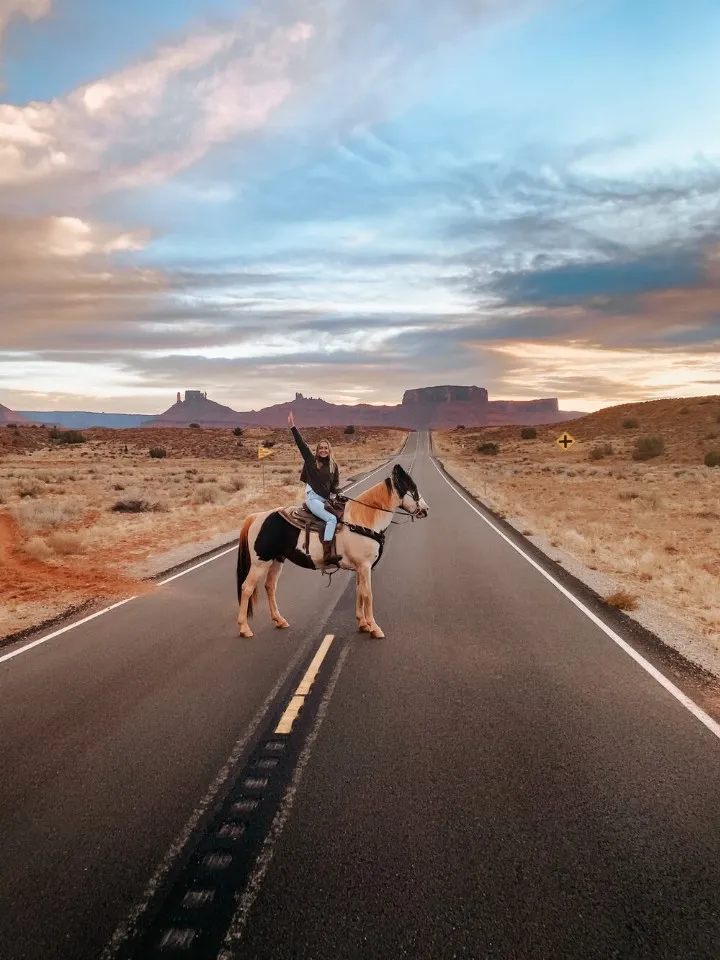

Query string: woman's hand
[288,411,294,428]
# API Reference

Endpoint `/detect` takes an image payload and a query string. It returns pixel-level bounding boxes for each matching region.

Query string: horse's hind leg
[265,560,289,629]
[237,564,266,638]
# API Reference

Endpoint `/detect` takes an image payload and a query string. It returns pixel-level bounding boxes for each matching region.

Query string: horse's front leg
[358,564,384,639]
[265,560,289,629]
[356,569,370,632]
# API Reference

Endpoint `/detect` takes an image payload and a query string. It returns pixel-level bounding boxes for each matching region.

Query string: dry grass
[605,589,639,612]
[0,425,405,638]
[435,396,720,642]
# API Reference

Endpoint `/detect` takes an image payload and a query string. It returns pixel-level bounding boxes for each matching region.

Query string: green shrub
[704,450,720,468]
[264,440,275,448]
[233,427,244,437]
[589,442,614,461]
[632,436,665,461]
[478,442,499,455]
[189,422,200,429]
[623,418,639,429]
[149,447,167,459]
[344,425,356,434]
[520,427,537,440]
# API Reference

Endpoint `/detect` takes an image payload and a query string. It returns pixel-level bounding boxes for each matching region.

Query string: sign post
[258,444,273,492]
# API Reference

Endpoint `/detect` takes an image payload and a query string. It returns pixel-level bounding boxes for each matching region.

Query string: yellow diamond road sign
[555,431,576,450]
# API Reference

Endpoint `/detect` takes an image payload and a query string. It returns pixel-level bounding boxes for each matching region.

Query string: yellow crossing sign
[257,445,274,460]
[555,431,576,450]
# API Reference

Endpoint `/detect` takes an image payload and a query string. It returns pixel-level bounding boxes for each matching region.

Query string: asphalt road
[2,432,720,960]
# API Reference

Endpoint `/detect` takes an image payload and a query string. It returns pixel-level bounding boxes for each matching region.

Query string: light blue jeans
[305,486,337,542]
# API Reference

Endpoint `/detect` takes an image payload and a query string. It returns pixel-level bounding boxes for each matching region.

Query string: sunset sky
[0,0,718,414]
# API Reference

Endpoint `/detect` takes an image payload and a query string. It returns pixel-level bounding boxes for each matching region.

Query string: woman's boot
[323,539,342,566]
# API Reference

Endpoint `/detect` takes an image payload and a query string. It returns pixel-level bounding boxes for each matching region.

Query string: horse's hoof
[370,626,385,639]
[357,621,370,633]
[274,618,289,629]
[238,625,254,638]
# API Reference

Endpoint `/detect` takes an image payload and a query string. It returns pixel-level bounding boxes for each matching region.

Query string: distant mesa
[150,389,250,428]
[144,386,581,429]
[4,386,581,431]
[0,403,32,426]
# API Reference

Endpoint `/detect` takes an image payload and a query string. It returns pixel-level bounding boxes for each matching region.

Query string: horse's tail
[237,514,257,616]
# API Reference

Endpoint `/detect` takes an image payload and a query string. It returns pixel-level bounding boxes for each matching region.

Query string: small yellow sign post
[555,431,576,451]
[258,444,273,491]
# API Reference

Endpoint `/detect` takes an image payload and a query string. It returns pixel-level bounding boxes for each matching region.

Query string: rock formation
[151,390,248,427]
[145,386,581,428]
[0,403,32,426]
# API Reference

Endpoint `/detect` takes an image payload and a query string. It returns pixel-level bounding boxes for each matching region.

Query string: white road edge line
[432,457,720,742]
[0,439,409,667]
[275,634,335,734]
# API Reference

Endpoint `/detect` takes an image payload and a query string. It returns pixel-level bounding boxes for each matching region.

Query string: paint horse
[236,464,429,639]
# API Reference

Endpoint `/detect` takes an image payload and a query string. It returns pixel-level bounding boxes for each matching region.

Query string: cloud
[0,0,531,202]
[0,0,51,45]
[0,17,316,196]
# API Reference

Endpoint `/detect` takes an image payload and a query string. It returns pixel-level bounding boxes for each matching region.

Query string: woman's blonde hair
[315,438,336,474]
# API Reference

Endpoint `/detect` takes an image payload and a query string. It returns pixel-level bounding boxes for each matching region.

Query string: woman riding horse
[288,411,342,566]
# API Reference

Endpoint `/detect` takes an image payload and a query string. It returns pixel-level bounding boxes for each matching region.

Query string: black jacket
[291,427,340,499]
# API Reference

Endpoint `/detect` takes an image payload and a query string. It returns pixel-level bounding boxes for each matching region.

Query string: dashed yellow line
[275,634,335,734]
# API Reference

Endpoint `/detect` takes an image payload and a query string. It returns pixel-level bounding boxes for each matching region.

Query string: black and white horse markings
[236,464,429,639]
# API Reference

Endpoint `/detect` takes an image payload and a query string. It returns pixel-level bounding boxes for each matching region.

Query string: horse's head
[391,464,429,519]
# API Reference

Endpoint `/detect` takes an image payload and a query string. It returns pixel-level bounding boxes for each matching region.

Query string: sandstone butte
[147,387,584,430]
[0,403,32,426]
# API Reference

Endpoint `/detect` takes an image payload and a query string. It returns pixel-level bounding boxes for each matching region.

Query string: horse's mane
[345,478,394,528]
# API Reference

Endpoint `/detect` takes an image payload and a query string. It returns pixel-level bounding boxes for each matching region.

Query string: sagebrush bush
[111,498,155,513]
[520,427,537,440]
[478,442,499,455]
[233,427,244,437]
[189,423,200,429]
[47,531,86,555]
[589,442,614,461]
[192,485,221,504]
[11,499,84,530]
[149,447,167,459]
[705,450,720,468]
[605,589,639,611]
[623,418,639,429]
[632,436,665,461]
[23,536,53,561]
[16,478,44,498]
[221,476,247,493]
[51,429,87,445]
[344,425,356,434]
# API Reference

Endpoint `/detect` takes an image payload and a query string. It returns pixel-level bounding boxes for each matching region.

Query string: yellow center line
[274,634,335,735]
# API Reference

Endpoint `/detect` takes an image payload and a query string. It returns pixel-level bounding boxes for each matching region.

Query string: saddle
[280,496,347,555]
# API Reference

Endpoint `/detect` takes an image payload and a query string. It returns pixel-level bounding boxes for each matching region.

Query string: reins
[335,492,421,524]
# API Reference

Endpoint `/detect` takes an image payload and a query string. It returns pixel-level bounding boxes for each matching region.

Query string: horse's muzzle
[416,507,429,519]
